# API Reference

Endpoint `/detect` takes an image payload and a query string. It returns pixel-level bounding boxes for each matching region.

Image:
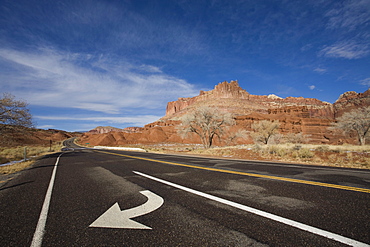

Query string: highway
[0,138,369,246]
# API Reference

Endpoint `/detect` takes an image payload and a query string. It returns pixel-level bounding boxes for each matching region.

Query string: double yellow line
[96,150,370,194]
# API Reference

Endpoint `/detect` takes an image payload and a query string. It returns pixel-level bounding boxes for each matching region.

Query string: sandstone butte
[79,81,370,147]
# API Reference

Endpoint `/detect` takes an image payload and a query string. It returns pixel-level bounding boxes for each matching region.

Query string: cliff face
[80,81,369,146]
[333,88,370,117]
[88,126,123,134]
[165,80,334,119]
[166,81,251,116]
[88,126,144,134]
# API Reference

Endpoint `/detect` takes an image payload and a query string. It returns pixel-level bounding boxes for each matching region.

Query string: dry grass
[0,143,62,161]
[0,143,63,175]
[141,143,370,169]
[0,160,34,175]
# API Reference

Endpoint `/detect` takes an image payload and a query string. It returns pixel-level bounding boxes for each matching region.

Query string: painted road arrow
[89,190,164,229]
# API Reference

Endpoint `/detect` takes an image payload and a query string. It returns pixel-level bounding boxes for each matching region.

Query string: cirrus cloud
[360,77,370,86]
[0,47,199,114]
[319,40,369,59]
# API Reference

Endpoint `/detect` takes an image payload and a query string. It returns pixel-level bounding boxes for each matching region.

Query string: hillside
[0,124,80,147]
[78,81,370,146]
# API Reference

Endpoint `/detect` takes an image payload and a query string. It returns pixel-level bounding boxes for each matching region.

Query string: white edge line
[133,171,369,247]
[30,153,63,247]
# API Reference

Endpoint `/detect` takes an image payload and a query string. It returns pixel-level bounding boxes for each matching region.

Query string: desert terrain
[75,81,370,169]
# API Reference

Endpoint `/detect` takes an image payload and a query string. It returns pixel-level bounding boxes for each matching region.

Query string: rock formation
[333,88,370,117]
[165,80,334,120]
[88,126,123,134]
[79,81,370,146]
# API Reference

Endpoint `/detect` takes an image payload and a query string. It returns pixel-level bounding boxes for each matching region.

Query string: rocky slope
[79,81,370,146]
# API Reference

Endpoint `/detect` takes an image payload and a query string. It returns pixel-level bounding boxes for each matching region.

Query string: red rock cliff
[165,80,334,119]
[81,82,369,146]
[333,88,370,117]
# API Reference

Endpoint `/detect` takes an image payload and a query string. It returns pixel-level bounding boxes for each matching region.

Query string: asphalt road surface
[1,139,369,246]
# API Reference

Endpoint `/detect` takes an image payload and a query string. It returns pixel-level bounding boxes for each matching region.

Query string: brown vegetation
[0,160,34,175]
[0,124,80,176]
[332,106,370,145]
[142,143,370,169]
[178,106,235,148]
[0,142,64,175]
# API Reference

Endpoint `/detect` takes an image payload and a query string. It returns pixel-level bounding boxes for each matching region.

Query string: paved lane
[0,144,369,246]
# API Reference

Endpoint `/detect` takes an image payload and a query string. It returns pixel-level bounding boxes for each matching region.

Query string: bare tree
[178,106,235,148]
[284,132,310,144]
[332,106,370,145]
[0,93,33,132]
[226,129,249,146]
[250,120,280,144]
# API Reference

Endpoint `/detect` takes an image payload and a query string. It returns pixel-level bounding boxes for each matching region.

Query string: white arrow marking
[89,190,164,229]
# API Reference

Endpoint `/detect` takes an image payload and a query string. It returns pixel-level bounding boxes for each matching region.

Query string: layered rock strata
[80,81,370,146]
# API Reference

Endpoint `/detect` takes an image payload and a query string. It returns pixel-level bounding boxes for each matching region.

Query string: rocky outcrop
[88,126,123,134]
[236,106,336,144]
[166,81,250,116]
[333,88,370,117]
[80,81,369,146]
[165,80,334,119]
[123,127,143,133]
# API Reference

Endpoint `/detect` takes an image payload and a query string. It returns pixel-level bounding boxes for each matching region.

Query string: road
[0,139,369,246]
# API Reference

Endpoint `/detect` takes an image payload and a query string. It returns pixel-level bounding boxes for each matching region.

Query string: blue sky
[1,0,369,132]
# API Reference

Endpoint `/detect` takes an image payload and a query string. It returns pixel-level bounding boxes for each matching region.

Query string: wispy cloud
[325,0,370,31]
[313,67,327,74]
[319,40,369,59]
[37,125,55,129]
[0,47,199,114]
[309,85,316,90]
[360,77,370,86]
[320,0,370,60]
[35,115,161,127]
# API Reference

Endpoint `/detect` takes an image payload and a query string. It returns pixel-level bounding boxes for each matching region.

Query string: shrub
[268,145,287,157]
[285,133,309,144]
[297,148,315,159]
[315,145,329,152]
[293,145,302,150]
[252,144,262,153]
[251,120,280,144]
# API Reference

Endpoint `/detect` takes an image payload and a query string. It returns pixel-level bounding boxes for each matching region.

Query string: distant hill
[88,126,123,134]
[0,124,80,147]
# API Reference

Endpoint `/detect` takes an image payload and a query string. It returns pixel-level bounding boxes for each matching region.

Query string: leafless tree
[178,106,235,148]
[332,106,370,145]
[250,120,280,145]
[0,93,34,132]
[284,132,310,144]
[226,129,249,146]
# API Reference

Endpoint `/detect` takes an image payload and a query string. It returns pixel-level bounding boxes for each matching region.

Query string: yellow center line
[96,150,370,194]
